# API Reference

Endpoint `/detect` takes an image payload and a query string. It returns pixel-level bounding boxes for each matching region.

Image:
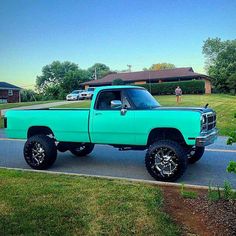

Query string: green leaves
[87,63,111,80]
[36,61,112,100]
[138,80,205,95]
[227,161,236,174]
[148,63,176,71]
[202,38,236,93]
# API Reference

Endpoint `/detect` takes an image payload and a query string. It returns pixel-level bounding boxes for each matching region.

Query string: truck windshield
[127,89,160,109]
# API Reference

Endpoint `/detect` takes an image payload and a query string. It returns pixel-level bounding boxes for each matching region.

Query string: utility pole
[94,67,97,80]
[127,64,132,72]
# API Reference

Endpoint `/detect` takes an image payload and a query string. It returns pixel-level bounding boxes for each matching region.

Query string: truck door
[90,89,135,145]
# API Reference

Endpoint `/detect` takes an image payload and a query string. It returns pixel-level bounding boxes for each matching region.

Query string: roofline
[81,74,210,86]
[0,87,21,90]
[105,67,193,76]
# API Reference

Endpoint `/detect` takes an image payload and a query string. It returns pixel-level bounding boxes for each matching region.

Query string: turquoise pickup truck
[4,86,218,181]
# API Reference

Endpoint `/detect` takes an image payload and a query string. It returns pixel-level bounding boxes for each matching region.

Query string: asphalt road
[0,129,235,188]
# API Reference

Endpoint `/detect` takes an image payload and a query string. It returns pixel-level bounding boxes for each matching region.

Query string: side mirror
[111,100,122,109]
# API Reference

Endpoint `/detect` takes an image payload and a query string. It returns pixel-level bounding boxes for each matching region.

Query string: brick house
[82,67,212,94]
[0,82,21,103]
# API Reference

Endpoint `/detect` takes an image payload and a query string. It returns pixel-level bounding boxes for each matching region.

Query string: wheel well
[27,126,54,138]
[147,128,186,146]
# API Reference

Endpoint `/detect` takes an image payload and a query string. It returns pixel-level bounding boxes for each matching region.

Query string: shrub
[137,80,205,95]
[112,78,125,85]
[180,183,198,199]
[227,161,236,174]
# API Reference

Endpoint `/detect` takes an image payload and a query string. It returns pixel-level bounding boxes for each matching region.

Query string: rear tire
[188,146,205,164]
[70,143,94,157]
[145,140,188,182]
[24,135,57,170]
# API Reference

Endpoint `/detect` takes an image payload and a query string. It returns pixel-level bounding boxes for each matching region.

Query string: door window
[96,91,121,110]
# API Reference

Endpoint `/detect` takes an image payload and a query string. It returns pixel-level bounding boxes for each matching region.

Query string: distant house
[82,67,212,94]
[0,82,21,103]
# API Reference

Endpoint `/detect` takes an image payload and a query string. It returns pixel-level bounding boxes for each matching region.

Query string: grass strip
[0,169,181,235]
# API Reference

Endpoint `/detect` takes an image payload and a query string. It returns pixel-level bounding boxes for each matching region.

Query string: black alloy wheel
[188,146,205,164]
[24,135,57,169]
[70,143,95,157]
[145,140,188,182]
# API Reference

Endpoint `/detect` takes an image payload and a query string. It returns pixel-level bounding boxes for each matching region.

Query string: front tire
[145,140,188,182]
[24,135,57,170]
[70,143,95,157]
[188,146,205,164]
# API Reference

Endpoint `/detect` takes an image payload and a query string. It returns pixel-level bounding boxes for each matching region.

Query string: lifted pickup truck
[5,86,218,181]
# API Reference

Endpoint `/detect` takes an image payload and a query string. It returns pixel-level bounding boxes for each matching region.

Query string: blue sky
[0,0,236,88]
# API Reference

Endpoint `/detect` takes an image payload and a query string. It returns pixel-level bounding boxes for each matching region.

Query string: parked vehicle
[79,87,95,100]
[5,86,218,182]
[66,90,84,101]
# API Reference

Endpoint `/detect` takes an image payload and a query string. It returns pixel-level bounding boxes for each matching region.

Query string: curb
[0,166,212,190]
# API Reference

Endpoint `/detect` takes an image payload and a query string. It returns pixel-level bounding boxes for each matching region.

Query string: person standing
[175,86,182,103]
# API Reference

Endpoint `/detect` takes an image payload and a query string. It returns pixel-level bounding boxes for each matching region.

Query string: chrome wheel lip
[151,147,179,178]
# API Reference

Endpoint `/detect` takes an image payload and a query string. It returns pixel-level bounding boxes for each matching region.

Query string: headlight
[201,114,207,131]
[201,115,206,125]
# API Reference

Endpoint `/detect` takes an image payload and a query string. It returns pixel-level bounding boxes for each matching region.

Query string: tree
[202,38,236,93]
[227,72,236,95]
[87,63,111,80]
[112,78,125,85]
[148,63,175,71]
[20,89,37,102]
[36,61,90,99]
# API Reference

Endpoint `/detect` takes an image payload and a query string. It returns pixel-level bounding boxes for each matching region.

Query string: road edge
[0,166,220,190]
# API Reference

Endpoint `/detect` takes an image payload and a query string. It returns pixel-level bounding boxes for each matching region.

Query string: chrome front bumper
[195,129,218,147]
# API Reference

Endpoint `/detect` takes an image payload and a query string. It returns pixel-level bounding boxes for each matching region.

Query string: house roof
[82,67,209,86]
[0,82,21,90]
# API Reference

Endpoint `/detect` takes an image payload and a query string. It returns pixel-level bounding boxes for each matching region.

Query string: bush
[112,78,125,85]
[20,89,37,102]
[227,161,236,174]
[137,80,205,95]
[180,183,198,199]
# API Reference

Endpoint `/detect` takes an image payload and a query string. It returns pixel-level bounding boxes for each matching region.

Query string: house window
[8,89,13,96]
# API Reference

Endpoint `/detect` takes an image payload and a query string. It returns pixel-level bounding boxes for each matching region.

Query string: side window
[122,96,131,109]
[96,91,121,110]
[8,90,13,96]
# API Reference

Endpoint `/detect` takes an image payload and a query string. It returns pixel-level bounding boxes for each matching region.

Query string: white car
[79,87,96,100]
[66,90,84,101]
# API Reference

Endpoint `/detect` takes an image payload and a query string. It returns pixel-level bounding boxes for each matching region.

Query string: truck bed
[5,109,91,142]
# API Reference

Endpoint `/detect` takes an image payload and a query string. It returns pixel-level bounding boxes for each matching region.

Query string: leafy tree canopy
[36,61,90,99]
[202,38,236,94]
[87,63,111,80]
[20,89,37,102]
[144,63,176,71]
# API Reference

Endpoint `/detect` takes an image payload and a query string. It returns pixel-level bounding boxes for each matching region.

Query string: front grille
[202,112,216,131]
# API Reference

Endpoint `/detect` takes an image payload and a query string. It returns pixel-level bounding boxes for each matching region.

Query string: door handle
[95,112,102,116]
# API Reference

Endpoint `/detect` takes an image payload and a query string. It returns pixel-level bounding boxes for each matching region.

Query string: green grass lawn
[0,100,61,129]
[55,94,236,136]
[0,169,180,235]
[155,94,236,136]
[0,100,60,110]
[55,100,91,109]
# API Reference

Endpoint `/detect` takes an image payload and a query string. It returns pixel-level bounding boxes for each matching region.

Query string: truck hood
[155,106,214,113]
